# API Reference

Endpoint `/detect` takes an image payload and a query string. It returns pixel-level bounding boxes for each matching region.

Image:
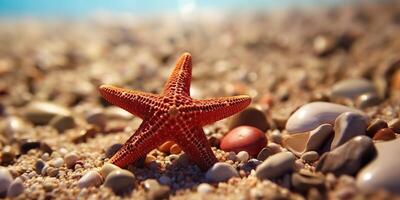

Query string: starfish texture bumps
[99,53,251,170]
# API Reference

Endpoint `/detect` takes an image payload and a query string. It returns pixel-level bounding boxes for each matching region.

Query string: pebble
[0,146,16,165]
[257,147,274,161]
[143,179,159,191]
[388,118,400,133]
[205,162,239,182]
[357,138,400,194]
[197,183,214,194]
[7,178,24,197]
[147,184,170,200]
[100,163,121,178]
[51,157,64,168]
[47,167,59,177]
[40,142,53,154]
[373,128,396,141]
[78,170,103,188]
[19,139,41,154]
[291,172,325,195]
[331,112,368,149]
[228,106,270,132]
[0,167,13,197]
[158,175,171,185]
[286,102,365,133]
[49,114,76,133]
[356,92,381,109]
[104,169,136,195]
[220,126,267,156]
[3,117,26,139]
[269,130,283,144]
[301,151,319,163]
[283,123,333,155]
[236,151,249,162]
[317,136,376,176]
[24,101,71,125]
[331,78,376,99]
[64,153,79,169]
[366,119,388,137]
[105,143,122,158]
[85,109,107,130]
[35,159,46,174]
[255,152,295,180]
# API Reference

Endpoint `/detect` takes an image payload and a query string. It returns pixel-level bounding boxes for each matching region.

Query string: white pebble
[197,183,214,194]
[78,170,103,188]
[236,151,249,162]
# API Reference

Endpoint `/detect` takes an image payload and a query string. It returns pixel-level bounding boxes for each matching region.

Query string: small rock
[104,169,136,195]
[357,138,400,194]
[78,170,103,188]
[220,126,267,156]
[301,151,319,163]
[19,139,41,154]
[388,118,400,133]
[7,178,24,197]
[292,172,325,195]
[50,157,64,168]
[257,147,274,161]
[49,115,76,133]
[366,119,388,137]
[0,146,16,165]
[35,159,45,174]
[286,102,365,133]
[356,93,381,109]
[24,101,71,125]
[331,112,367,149]
[331,78,376,100]
[0,167,13,197]
[373,128,396,141]
[269,130,283,144]
[205,162,239,182]
[100,163,121,178]
[229,106,270,132]
[147,184,170,200]
[255,152,295,180]
[317,136,376,176]
[85,109,107,130]
[236,151,249,162]
[105,143,122,158]
[4,117,26,139]
[64,153,79,169]
[197,183,214,194]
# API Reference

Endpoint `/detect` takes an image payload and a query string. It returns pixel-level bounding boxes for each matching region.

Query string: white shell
[286,102,366,134]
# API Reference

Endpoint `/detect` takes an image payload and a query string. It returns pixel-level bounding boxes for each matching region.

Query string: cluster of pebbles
[1,1,400,199]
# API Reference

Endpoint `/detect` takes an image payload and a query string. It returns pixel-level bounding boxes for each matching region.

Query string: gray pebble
[356,92,381,109]
[78,170,103,188]
[301,151,319,163]
[49,114,76,133]
[35,159,45,174]
[7,178,24,198]
[255,152,295,180]
[197,183,214,194]
[331,112,367,150]
[0,167,13,197]
[100,163,121,178]
[257,148,274,161]
[104,169,136,195]
[205,162,239,182]
[331,78,376,99]
[105,143,122,158]
[24,101,71,125]
[51,157,64,168]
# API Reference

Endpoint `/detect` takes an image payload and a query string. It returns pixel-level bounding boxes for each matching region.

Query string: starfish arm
[190,95,252,126]
[163,52,192,96]
[99,84,161,119]
[175,127,217,170]
[109,116,168,167]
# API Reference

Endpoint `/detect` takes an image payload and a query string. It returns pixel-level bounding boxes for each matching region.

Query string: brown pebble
[105,143,122,158]
[19,139,41,154]
[221,126,267,156]
[229,106,270,132]
[366,119,388,138]
[373,128,396,141]
[72,127,99,144]
[0,146,16,166]
[388,118,400,133]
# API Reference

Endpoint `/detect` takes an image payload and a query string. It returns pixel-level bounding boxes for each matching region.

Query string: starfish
[99,52,251,170]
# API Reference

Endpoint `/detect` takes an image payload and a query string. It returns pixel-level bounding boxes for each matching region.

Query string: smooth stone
[24,101,71,125]
[64,153,79,169]
[388,118,400,133]
[301,151,319,163]
[4,117,26,139]
[283,124,333,156]
[78,170,103,188]
[257,148,274,161]
[205,162,239,182]
[220,126,267,156]
[356,93,381,109]
[286,102,366,134]
[229,106,270,132]
[105,143,122,158]
[269,130,283,144]
[86,109,107,129]
[104,169,136,195]
[291,172,325,194]
[317,136,376,176]
[147,184,170,200]
[197,183,214,194]
[331,112,367,149]
[373,128,396,141]
[331,78,376,99]
[19,139,41,154]
[357,138,400,194]
[236,151,249,162]
[100,163,121,178]
[255,152,295,180]
[0,146,16,165]
[35,159,46,174]
[51,157,64,168]
[0,167,13,197]
[105,106,133,120]
[239,159,262,172]
[366,119,388,137]
[7,178,24,198]
[49,115,76,133]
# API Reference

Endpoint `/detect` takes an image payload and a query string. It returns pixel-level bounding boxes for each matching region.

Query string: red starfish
[99,53,251,170]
